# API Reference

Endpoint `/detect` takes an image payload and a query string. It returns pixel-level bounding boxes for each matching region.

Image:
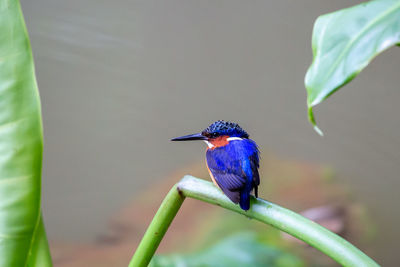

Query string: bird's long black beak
[171,133,206,141]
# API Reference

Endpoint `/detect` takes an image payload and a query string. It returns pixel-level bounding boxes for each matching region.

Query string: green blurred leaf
[149,233,304,267]
[0,1,51,266]
[305,0,400,134]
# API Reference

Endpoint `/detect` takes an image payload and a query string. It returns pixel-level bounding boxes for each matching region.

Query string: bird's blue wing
[206,139,259,204]
[249,152,260,197]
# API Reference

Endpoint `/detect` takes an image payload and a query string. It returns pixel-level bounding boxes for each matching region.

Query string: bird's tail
[239,190,250,210]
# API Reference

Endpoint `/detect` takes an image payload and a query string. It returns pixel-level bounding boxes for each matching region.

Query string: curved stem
[129,184,185,267]
[129,176,379,267]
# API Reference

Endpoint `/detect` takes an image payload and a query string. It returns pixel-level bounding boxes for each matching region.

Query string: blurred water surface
[21,0,400,265]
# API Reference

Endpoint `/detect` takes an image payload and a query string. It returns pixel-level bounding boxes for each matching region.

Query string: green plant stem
[129,176,379,267]
[129,184,185,267]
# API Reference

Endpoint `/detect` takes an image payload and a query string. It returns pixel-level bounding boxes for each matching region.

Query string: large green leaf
[149,233,304,267]
[0,1,51,266]
[305,0,400,134]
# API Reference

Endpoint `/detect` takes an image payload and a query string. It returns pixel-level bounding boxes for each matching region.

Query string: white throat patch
[204,140,214,148]
[204,137,242,148]
[226,137,243,141]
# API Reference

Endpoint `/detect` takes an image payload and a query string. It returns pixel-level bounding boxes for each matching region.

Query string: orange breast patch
[206,163,220,188]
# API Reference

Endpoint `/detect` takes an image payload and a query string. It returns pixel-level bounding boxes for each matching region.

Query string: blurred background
[20,0,400,266]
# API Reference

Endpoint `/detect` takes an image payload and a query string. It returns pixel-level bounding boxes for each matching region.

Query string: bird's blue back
[206,139,259,210]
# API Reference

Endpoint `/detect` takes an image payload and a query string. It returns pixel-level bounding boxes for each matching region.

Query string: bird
[171,120,260,210]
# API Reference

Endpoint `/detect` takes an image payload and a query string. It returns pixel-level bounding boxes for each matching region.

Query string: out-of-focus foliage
[305,0,400,134]
[149,232,304,267]
[0,0,51,266]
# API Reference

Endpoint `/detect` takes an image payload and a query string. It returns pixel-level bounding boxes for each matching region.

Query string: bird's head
[171,120,249,148]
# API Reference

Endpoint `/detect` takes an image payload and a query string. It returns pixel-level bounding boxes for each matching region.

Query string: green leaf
[149,232,304,267]
[305,0,400,134]
[0,1,51,266]
[27,216,52,267]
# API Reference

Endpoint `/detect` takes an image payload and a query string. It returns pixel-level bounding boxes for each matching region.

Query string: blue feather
[240,190,250,210]
[206,139,259,210]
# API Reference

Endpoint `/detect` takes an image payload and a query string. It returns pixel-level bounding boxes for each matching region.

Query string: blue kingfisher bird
[171,120,260,210]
